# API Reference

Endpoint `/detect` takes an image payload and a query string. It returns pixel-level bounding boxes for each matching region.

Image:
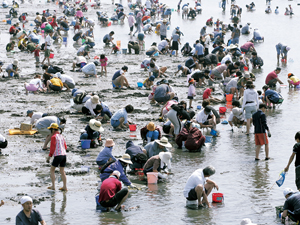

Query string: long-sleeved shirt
[30,112,43,125]
[111,108,128,124]
[35,116,61,130]
[128,15,135,27]
[252,110,269,134]
[242,88,259,111]
[82,63,96,75]
[100,160,131,186]
[144,141,167,158]
[98,177,121,202]
[143,155,161,171]
[49,131,67,157]
[101,107,112,118]
[96,146,116,165]
[84,98,98,116]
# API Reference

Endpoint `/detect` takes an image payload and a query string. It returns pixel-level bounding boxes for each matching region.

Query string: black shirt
[192,71,209,80]
[293,143,300,167]
[227,63,238,75]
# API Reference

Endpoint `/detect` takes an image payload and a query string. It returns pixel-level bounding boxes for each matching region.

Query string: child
[100,54,108,76]
[203,87,222,103]
[111,44,120,54]
[175,64,191,76]
[143,75,155,89]
[188,78,196,108]
[288,73,300,88]
[34,46,40,67]
[284,131,300,190]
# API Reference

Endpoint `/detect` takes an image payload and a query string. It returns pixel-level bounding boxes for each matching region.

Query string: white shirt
[158,40,168,51]
[226,77,238,90]
[30,112,44,125]
[196,110,213,124]
[183,169,206,198]
[143,24,151,32]
[228,109,246,122]
[204,35,210,48]
[76,56,87,64]
[84,98,98,116]
[60,75,75,84]
[145,0,151,8]
[241,88,259,111]
[45,34,51,48]
[77,45,86,53]
[29,78,43,89]
[221,54,232,64]
[0,134,6,142]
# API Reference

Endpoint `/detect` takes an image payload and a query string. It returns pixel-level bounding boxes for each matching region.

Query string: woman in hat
[82,95,100,116]
[80,119,104,148]
[96,139,116,169]
[46,123,67,191]
[143,152,172,179]
[140,122,161,144]
[6,59,19,77]
[100,153,136,188]
[144,136,172,158]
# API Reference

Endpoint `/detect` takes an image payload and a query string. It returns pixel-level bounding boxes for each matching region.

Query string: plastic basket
[212,193,224,203]
[81,140,91,149]
[129,124,136,131]
[147,172,158,184]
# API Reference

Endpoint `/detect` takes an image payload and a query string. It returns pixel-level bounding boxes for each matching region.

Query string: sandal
[47,186,55,190]
[255,158,260,161]
[59,188,68,191]
[265,157,270,160]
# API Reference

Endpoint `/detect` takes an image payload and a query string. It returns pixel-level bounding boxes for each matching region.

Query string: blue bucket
[7,20,11,24]
[81,140,91,149]
[210,129,218,136]
[10,72,13,77]
[197,105,201,110]
[112,82,121,88]
[63,37,67,42]
[137,82,143,87]
[154,52,159,56]
[205,136,212,143]
[172,50,175,55]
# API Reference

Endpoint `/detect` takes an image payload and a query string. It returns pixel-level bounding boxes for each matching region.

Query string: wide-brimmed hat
[119,153,132,164]
[240,218,257,225]
[89,119,104,132]
[47,123,59,130]
[155,137,172,148]
[159,152,172,169]
[244,72,250,79]
[91,95,99,104]
[227,44,238,50]
[13,59,18,66]
[147,122,156,131]
[105,139,115,147]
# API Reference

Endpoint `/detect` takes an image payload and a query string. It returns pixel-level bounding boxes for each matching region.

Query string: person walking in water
[46,123,68,191]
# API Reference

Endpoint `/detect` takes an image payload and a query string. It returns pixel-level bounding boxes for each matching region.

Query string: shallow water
[0,0,300,224]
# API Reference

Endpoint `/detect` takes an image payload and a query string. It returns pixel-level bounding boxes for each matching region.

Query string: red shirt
[50,20,58,28]
[9,26,16,33]
[203,88,211,100]
[98,177,121,202]
[34,49,40,56]
[265,71,277,84]
[142,16,150,22]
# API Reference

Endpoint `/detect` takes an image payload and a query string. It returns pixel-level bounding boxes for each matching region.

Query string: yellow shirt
[291,76,300,83]
[50,78,63,87]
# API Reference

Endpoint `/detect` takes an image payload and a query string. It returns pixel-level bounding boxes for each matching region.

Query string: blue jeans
[222,1,226,9]
[232,37,239,45]
[146,50,155,56]
[111,119,121,128]
[146,130,159,141]
[80,132,99,140]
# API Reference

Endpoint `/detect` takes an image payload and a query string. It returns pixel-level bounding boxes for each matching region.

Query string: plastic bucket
[154,52,159,56]
[210,129,218,136]
[7,20,11,24]
[129,124,136,131]
[212,193,224,203]
[147,172,158,184]
[137,82,143,88]
[186,200,198,209]
[205,136,212,143]
[219,107,226,114]
[226,102,233,111]
[226,94,233,102]
[217,63,221,66]
[49,53,54,58]
[122,48,127,54]
[81,140,91,149]
[244,66,248,71]
[116,40,121,48]
[63,37,67,42]
[197,105,201,110]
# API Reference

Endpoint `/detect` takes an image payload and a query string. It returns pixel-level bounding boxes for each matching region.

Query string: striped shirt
[49,131,67,157]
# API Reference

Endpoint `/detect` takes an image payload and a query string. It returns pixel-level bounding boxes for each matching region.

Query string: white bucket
[186,200,198,209]
[147,172,158,184]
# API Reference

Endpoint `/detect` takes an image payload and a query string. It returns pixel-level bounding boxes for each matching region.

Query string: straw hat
[119,153,132,164]
[227,44,238,50]
[105,139,115,147]
[47,123,59,130]
[163,19,168,23]
[240,218,257,225]
[89,119,104,132]
[147,122,156,131]
[91,95,99,104]
[155,137,172,148]
[13,59,18,66]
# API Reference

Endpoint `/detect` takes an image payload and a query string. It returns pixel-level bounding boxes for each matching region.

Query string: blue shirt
[111,108,128,124]
[144,141,167,158]
[103,34,111,42]
[100,160,131,186]
[194,43,204,56]
[112,69,124,81]
[101,107,112,118]
[96,146,116,165]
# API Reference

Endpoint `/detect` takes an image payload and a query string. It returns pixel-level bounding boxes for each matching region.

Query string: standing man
[160,19,168,41]
[183,166,219,208]
[252,104,271,161]
[46,123,67,191]
[231,23,240,45]
[265,67,283,88]
[194,40,204,60]
[98,170,129,211]
[16,196,46,225]
[41,30,53,66]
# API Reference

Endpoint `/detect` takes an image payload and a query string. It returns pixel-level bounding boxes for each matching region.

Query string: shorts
[52,155,66,167]
[211,68,222,79]
[49,84,62,92]
[112,76,123,87]
[111,119,121,128]
[35,56,40,62]
[187,96,194,100]
[255,133,268,146]
[45,49,51,58]
[186,187,208,200]
[25,83,39,92]
[154,94,170,103]
[0,140,8,148]
[75,63,81,68]
[240,48,248,53]
[172,41,178,50]
[130,26,134,32]
[65,81,75,89]
[146,50,155,56]
[137,33,144,41]
[244,105,257,119]
[100,188,128,208]
[37,127,51,137]
[295,166,300,190]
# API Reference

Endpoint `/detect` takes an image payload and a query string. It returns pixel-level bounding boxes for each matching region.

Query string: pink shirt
[216,64,227,73]
[128,15,135,27]
[240,42,254,51]
[188,84,196,97]
[49,131,67,157]
[76,10,83,18]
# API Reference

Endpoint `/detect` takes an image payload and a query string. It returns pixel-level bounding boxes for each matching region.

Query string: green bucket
[275,206,284,218]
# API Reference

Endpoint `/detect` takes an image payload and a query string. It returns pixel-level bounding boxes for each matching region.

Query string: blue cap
[176,26,180,30]
[71,88,78,95]
[178,64,182,70]
[27,110,33,115]
[149,75,155,81]
[129,12,133,15]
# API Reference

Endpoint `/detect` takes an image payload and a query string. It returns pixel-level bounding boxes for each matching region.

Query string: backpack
[53,66,64,74]
[73,91,87,104]
[133,153,148,165]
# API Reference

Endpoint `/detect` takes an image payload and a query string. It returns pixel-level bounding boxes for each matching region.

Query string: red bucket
[226,94,233,102]
[212,193,224,203]
[217,63,221,66]
[244,66,248,71]
[219,107,226,114]
[129,124,137,131]
[49,53,54,58]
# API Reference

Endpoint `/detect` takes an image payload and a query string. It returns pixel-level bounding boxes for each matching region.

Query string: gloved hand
[129,184,136,189]
[268,131,271,137]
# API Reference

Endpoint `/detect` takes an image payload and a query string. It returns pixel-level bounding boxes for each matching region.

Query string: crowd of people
[1,0,300,224]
